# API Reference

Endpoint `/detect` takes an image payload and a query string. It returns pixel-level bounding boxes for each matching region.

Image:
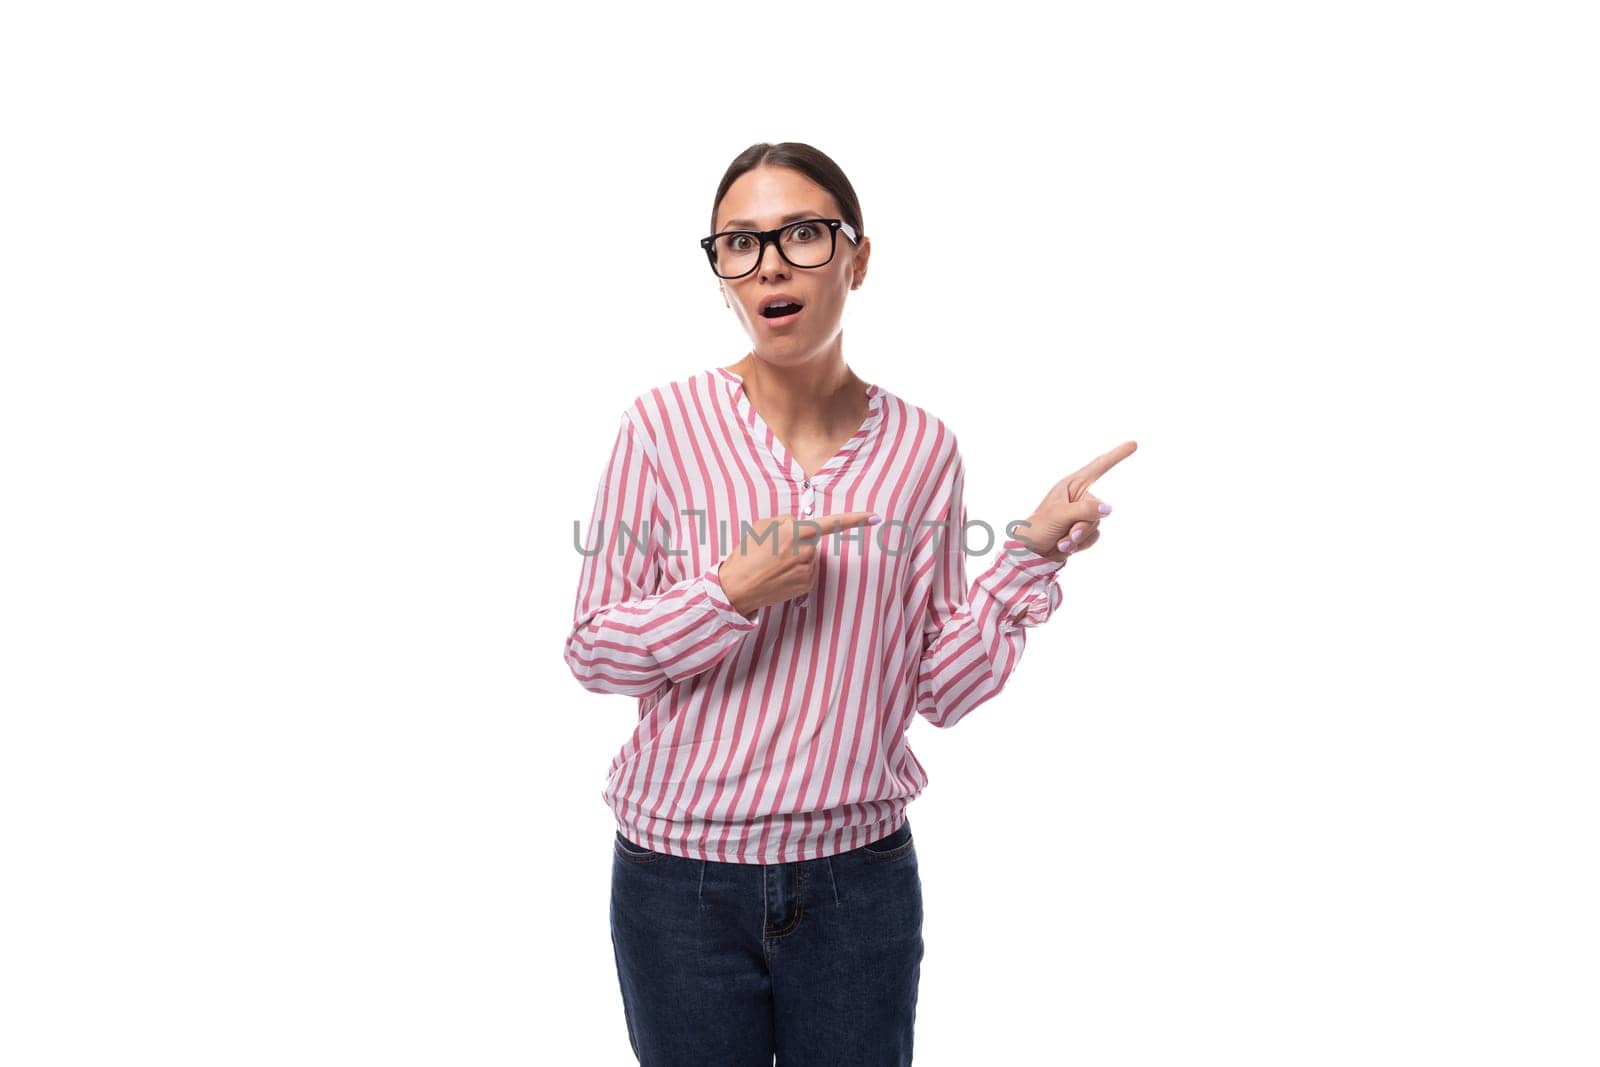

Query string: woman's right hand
[716,512,881,616]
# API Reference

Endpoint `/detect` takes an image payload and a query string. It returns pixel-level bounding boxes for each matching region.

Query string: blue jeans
[609,816,924,1065]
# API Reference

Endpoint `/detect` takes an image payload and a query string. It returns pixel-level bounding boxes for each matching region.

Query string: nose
[757,236,790,282]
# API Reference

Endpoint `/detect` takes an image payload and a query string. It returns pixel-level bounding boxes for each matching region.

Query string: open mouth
[760,301,805,322]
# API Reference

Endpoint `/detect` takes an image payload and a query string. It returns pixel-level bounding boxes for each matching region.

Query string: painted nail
[867,514,883,525]
[1057,538,1074,553]
[1098,502,1113,515]
[1070,527,1085,542]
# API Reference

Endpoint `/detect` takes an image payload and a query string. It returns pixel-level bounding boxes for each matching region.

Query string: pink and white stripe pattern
[565,365,1065,864]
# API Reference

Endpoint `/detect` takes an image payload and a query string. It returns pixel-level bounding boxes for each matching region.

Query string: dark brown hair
[709,142,865,242]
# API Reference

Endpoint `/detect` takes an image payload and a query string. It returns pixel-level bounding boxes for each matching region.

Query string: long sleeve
[563,411,759,696]
[915,450,1066,729]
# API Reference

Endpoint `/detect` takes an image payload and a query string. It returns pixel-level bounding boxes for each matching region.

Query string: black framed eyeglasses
[700,217,859,280]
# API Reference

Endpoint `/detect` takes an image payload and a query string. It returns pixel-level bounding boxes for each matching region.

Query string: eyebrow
[717,211,828,231]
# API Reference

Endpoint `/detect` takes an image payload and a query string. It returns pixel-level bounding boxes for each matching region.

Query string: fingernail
[1056,538,1073,553]
[867,514,883,525]
[1070,527,1085,542]
[1098,502,1113,515]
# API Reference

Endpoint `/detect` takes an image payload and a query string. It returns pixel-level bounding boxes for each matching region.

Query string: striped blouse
[564,364,1067,864]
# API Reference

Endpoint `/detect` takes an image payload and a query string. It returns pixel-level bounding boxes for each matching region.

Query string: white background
[3,1,1596,1064]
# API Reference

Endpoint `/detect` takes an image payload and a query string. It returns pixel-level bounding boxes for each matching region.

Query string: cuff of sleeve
[700,565,761,629]
[975,539,1066,629]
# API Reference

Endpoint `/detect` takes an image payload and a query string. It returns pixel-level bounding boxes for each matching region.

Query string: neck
[729,345,865,431]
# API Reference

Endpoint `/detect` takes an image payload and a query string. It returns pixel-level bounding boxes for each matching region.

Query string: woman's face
[714,165,870,364]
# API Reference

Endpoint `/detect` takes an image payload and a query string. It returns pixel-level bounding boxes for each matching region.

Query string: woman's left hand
[1013,439,1138,562]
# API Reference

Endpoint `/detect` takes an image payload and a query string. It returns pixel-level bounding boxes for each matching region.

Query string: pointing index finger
[814,511,878,533]
[1077,439,1138,486]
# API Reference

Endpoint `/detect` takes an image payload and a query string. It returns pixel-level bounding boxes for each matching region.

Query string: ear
[850,235,871,289]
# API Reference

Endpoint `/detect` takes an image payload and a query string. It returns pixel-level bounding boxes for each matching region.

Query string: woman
[565,142,1135,1065]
